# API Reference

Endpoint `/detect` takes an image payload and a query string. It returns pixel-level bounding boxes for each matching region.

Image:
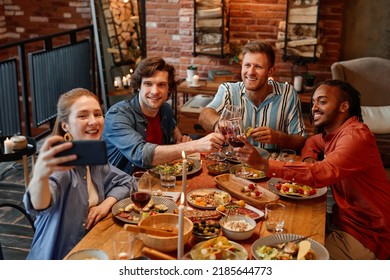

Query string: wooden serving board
[214,174,279,209]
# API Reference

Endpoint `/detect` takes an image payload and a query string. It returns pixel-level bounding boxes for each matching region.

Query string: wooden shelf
[193,0,229,57]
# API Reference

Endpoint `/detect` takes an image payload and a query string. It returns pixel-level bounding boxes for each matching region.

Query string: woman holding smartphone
[23,88,136,260]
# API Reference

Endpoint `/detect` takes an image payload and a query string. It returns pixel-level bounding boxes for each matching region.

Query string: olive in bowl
[192,220,221,243]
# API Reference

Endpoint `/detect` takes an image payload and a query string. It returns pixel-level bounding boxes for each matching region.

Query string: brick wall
[145,0,344,83]
[0,0,344,84]
[0,0,91,43]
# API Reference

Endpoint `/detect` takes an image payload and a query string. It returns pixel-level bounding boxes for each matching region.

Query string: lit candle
[3,137,13,154]
[130,69,133,74]
[192,75,199,86]
[177,192,185,259]
[122,76,127,86]
[114,76,122,88]
[126,74,131,86]
[182,151,187,193]
[294,76,303,92]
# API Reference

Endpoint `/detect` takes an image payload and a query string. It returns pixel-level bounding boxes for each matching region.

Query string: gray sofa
[331,57,390,168]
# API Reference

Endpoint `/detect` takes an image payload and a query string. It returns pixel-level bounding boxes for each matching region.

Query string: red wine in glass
[219,125,230,136]
[229,137,245,147]
[131,192,151,209]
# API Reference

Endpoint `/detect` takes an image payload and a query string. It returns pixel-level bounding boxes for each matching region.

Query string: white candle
[122,76,127,86]
[3,137,13,154]
[114,76,122,88]
[293,76,303,92]
[192,75,199,86]
[177,193,185,259]
[182,151,187,193]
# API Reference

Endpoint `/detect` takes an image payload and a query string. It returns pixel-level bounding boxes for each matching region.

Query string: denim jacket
[102,95,176,174]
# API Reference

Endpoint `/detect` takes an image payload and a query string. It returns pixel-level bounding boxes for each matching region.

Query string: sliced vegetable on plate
[251,233,329,260]
[190,236,248,260]
[112,196,178,224]
[150,159,201,177]
[216,201,264,220]
[186,188,231,209]
[267,178,328,200]
[229,164,266,180]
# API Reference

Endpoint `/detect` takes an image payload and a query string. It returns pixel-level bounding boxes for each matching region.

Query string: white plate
[152,191,181,202]
[191,239,248,260]
[251,233,329,260]
[186,188,231,210]
[112,196,178,224]
[216,202,264,221]
[267,178,328,200]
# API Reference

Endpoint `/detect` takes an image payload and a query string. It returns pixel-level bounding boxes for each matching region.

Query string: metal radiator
[28,40,91,127]
[0,59,22,137]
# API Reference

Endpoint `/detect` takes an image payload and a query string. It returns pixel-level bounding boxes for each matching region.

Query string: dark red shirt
[145,114,163,145]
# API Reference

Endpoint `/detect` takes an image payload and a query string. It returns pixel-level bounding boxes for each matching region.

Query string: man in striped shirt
[198,41,307,152]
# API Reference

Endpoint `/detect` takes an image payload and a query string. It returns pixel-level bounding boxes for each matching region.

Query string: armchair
[331,57,390,167]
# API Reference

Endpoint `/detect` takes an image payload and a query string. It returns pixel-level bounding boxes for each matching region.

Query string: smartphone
[54,140,108,166]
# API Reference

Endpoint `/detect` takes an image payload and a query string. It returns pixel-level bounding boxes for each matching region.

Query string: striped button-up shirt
[206,79,307,151]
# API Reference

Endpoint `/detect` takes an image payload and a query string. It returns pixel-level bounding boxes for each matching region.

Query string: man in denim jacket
[103,57,224,174]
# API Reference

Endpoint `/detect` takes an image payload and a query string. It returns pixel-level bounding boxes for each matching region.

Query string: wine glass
[227,118,252,178]
[131,172,152,221]
[216,105,241,158]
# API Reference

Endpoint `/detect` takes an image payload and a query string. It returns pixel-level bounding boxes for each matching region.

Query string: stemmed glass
[226,118,252,178]
[131,172,152,222]
[216,105,241,158]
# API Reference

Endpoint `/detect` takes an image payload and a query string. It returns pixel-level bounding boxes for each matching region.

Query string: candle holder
[291,59,308,93]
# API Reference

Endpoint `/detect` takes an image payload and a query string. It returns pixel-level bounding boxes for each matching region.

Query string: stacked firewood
[104,0,141,64]
[275,0,323,59]
[195,0,230,55]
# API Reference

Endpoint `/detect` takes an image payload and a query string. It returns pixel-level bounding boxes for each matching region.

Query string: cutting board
[214,174,279,209]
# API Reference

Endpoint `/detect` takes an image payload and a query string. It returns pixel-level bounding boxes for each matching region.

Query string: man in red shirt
[236,79,390,259]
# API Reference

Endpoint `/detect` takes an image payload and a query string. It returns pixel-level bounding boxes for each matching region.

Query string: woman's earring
[63,132,73,141]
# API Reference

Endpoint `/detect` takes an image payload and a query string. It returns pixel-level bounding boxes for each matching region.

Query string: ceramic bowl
[138,213,193,252]
[206,162,230,175]
[219,215,256,241]
[66,249,109,260]
[191,220,221,243]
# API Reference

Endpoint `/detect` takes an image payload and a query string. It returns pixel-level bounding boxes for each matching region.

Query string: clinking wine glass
[217,105,241,158]
[227,119,252,178]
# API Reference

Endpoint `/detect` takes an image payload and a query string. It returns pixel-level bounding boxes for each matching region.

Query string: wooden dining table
[65,155,327,260]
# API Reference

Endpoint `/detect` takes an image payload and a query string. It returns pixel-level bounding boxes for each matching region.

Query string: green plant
[306,72,316,80]
[228,43,243,65]
[305,72,317,87]
[187,65,198,70]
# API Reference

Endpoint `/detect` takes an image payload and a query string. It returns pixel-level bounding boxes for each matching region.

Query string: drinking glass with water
[159,166,176,188]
